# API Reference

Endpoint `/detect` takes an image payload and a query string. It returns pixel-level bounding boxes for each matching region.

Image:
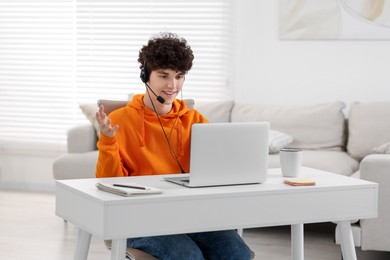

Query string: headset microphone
[145,83,165,104]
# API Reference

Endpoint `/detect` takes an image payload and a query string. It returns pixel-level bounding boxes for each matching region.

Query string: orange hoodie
[96,94,208,178]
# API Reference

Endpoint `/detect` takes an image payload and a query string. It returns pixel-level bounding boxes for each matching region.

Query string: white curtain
[0,0,235,153]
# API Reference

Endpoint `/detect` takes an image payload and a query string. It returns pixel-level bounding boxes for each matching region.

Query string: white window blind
[0,0,235,153]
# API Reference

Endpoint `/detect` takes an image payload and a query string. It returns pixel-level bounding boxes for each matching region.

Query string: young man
[95,32,252,259]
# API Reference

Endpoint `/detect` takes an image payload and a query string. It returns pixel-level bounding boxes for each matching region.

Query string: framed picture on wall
[279,0,390,40]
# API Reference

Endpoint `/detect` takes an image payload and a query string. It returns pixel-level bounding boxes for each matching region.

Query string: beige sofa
[53,99,390,253]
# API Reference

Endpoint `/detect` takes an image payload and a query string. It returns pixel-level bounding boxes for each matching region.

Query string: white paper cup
[279,148,303,177]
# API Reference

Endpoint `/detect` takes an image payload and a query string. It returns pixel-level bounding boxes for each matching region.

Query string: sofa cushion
[268,150,359,176]
[269,130,293,154]
[80,101,130,137]
[80,103,100,137]
[194,100,234,123]
[231,102,346,150]
[373,142,390,154]
[347,101,390,160]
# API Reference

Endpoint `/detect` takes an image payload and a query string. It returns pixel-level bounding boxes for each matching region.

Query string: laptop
[165,122,269,187]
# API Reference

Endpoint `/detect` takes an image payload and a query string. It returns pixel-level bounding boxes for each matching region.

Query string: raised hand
[95,104,119,137]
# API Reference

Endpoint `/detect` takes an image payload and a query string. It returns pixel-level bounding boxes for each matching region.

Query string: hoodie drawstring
[177,118,184,157]
[139,107,146,146]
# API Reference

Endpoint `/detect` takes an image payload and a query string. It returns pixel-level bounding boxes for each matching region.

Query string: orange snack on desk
[284,178,316,186]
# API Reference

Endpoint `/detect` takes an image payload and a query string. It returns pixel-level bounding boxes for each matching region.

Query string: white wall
[234,0,390,108]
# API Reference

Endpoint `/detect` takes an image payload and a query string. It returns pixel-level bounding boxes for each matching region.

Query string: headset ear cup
[140,64,149,83]
[140,69,147,83]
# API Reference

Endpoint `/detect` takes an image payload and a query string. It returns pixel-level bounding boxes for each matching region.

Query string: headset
[140,62,185,173]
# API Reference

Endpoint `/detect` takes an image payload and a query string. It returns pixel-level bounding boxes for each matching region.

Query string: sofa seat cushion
[268,150,359,176]
[231,102,346,151]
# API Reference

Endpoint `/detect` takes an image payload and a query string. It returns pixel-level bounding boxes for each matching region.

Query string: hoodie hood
[128,94,189,156]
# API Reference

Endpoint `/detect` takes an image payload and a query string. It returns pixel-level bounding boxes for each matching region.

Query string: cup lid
[280,148,303,152]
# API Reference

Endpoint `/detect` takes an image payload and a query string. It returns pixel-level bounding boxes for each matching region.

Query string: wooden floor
[1,190,389,260]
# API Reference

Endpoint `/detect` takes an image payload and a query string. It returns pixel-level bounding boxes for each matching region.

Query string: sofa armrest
[359,154,390,251]
[53,151,98,180]
[68,124,97,153]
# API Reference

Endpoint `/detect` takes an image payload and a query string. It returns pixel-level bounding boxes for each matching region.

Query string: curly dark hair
[138,32,194,77]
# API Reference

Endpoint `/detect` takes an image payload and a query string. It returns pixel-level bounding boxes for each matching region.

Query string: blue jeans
[127,230,252,260]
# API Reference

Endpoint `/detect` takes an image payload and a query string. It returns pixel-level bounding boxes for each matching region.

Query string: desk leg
[110,238,127,260]
[291,224,304,260]
[74,229,91,260]
[337,221,357,260]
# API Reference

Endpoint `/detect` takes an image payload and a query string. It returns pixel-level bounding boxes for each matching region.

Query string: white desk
[55,167,378,260]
